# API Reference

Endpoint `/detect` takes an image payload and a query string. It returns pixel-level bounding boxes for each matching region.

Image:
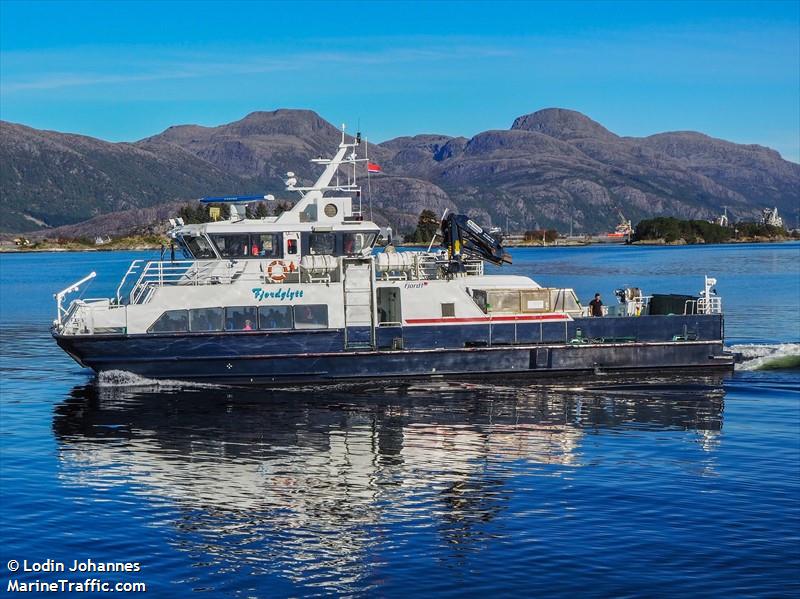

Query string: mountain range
[2,108,798,236]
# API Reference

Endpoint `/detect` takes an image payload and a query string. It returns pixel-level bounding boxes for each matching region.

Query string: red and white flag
[367,162,382,173]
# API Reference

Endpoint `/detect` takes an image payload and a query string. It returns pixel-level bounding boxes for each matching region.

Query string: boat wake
[731,343,800,371]
[96,370,225,390]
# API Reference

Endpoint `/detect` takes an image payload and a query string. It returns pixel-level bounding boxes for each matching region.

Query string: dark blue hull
[54,315,733,385]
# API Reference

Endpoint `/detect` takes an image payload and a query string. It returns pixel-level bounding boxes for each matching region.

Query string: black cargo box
[649,294,698,315]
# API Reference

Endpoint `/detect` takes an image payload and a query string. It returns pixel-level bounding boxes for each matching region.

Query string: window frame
[209,233,282,259]
[225,305,258,331]
[293,304,329,329]
[147,309,190,334]
[307,232,336,256]
[342,232,377,255]
[179,234,218,259]
[189,307,224,332]
[257,305,294,331]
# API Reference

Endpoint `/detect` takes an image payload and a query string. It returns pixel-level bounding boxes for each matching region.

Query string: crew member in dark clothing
[589,293,604,317]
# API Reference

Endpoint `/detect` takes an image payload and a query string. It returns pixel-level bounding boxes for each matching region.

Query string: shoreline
[2,238,796,255]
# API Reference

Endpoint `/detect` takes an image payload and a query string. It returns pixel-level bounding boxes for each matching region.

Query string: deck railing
[54,271,96,326]
[115,253,488,305]
[688,296,723,315]
[124,260,263,304]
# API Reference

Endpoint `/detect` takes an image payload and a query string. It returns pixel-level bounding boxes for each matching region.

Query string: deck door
[342,258,375,349]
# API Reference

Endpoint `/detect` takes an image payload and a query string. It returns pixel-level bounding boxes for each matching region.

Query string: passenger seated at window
[295,305,327,328]
[259,306,292,330]
[263,309,278,328]
[225,306,257,331]
[190,308,224,332]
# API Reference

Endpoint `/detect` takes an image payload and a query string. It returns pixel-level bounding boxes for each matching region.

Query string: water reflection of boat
[51,378,725,591]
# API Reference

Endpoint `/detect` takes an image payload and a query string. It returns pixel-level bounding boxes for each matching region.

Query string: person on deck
[589,293,604,317]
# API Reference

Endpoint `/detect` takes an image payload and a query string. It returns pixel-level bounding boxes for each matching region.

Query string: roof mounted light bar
[200,195,274,204]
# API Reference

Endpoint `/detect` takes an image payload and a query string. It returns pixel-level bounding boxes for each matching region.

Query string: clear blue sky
[1,1,798,161]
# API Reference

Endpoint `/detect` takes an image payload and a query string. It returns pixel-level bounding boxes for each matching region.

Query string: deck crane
[440,213,512,274]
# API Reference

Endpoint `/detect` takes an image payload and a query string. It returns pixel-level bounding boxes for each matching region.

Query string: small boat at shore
[588,213,633,243]
[51,129,734,385]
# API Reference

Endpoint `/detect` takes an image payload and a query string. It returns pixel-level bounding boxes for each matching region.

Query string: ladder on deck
[342,258,376,349]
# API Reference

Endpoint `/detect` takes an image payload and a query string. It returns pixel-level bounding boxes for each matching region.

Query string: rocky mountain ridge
[2,108,797,235]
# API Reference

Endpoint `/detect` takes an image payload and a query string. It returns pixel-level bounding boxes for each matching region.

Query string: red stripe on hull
[404,314,570,325]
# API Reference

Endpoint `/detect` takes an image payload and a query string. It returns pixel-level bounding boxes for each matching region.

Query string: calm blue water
[1,243,799,597]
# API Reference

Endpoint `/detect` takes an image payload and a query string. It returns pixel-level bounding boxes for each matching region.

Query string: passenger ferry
[52,129,734,385]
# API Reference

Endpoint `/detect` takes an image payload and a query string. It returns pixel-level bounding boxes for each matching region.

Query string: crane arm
[440,214,512,268]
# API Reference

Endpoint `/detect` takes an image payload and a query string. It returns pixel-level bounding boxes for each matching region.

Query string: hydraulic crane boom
[440,214,512,273]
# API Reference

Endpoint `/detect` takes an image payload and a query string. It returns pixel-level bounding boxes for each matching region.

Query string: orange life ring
[267,260,287,282]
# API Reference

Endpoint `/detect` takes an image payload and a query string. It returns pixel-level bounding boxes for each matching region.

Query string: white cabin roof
[173,219,380,237]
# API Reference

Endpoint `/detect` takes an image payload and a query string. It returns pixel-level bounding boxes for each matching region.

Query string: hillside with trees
[633,217,794,244]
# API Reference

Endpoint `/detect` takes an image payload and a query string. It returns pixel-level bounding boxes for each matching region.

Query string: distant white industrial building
[762,207,783,228]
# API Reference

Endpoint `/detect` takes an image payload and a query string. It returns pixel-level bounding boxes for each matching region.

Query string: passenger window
[189,308,223,332]
[258,306,293,330]
[441,303,456,318]
[309,233,335,255]
[148,310,189,333]
[225,306,258,331]
[294,305,328,329]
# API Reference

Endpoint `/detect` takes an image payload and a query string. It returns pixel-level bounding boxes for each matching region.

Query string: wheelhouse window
[213,234,249,258]
[308,233,335,255]
[225,306,257,331]
[258,306,293,330]
[189,308,223,332]
[294,305,328,329]
[211,234,280,258]
[342,232,377,255]
[180,235,216,259]
[148,310,189,333]
[252,234,279,257]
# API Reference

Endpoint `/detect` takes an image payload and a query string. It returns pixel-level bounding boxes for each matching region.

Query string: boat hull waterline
[55,315,733,385]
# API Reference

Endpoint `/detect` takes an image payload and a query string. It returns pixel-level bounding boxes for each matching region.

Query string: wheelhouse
[176,227,379,261]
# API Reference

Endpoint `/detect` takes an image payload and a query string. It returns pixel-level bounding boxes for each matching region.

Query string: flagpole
[366,138,373,221]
